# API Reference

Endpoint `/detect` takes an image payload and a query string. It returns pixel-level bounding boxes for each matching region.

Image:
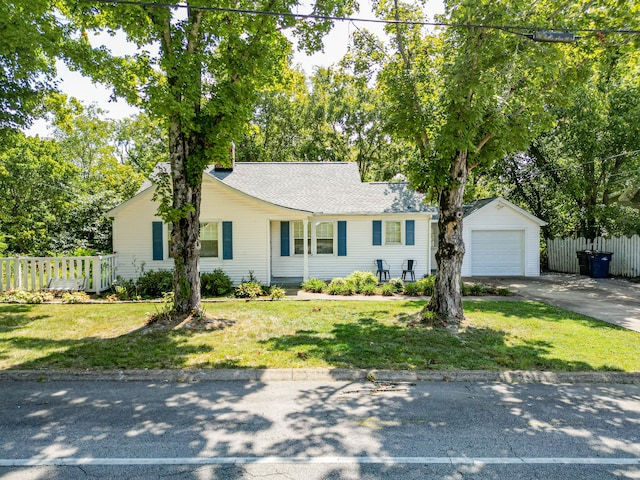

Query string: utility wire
[83,0,640,35]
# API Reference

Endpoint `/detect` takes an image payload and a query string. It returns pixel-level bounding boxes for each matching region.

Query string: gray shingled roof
[463,197,499,217]
[208,162,434,215]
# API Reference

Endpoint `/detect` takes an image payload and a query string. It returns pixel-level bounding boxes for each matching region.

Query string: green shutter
[406,220,415,246]
[152,221,163,260]
[280,221,290,257]
[337,221,347,256]
[222,221,233,260]
[372,220,382,246]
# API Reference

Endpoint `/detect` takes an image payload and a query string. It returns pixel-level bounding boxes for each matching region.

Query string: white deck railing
[0,255,117,293]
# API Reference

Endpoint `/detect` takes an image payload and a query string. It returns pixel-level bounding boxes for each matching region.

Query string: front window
[316,222,334,254]
[201,222,219,257]
[294,221,311,255]
[385,221,401,245]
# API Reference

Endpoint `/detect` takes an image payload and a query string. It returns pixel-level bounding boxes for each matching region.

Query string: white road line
[0,457,639,467]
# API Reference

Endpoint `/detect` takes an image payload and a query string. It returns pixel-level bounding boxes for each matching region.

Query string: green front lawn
[1,300,638,372]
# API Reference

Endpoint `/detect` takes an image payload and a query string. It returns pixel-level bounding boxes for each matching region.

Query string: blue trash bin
[588,252,613,278]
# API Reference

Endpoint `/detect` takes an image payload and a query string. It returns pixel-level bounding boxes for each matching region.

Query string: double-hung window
[385,221,402,245]
[316,222,334,254]
[200,222,219,257]
[293,221,311,255]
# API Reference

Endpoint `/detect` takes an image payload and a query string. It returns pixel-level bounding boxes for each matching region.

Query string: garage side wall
[462,203,541,277]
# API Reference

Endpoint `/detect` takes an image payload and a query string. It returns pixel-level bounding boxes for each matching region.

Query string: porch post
[303,218,309,281]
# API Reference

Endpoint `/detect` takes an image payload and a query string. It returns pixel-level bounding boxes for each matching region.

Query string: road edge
[1,368,638,384]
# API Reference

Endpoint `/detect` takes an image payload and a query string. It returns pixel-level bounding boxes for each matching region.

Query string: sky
[27,0,445,136]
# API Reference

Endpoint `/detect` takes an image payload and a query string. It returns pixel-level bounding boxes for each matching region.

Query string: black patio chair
[401,259,416,281]
[375,259,390,282]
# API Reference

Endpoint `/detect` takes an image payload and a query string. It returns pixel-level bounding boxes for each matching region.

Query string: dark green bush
[135,270,174,299]
[201,269,233,297]
[462,282,486,296]
[110,277,136,300]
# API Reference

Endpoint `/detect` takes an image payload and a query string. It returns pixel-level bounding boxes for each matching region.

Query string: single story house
[107,162,545,285]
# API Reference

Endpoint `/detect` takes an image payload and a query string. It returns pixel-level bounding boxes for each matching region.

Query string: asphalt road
[1,379,639,479]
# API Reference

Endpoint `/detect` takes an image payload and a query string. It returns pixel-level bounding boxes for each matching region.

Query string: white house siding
[270,215,431,281]
[111,188,168,280]
[461,202,541,277]
[111,179,304,285]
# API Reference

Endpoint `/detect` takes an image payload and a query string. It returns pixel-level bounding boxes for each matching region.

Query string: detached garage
[431,197,547,277]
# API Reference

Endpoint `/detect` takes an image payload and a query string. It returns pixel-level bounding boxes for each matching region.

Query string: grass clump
[301,278,326,293]
[61,291,91,304]
[327,278,355,296]
[360,284,378,296]
[403,282,421,296]
[380,283,397,296]
[388,278,404,293]
[268,286,286,301]
[235,281,264,299]
[344,271,378,293]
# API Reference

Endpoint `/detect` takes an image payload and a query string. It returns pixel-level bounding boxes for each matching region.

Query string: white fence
[0,255,117,293]
[547,235,640,278]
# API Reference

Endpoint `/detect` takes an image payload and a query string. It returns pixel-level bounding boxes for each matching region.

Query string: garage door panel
[471,230,524,276]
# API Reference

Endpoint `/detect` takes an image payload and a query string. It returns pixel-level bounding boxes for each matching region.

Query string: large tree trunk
[422,150,469,327]
[169,120,203,315]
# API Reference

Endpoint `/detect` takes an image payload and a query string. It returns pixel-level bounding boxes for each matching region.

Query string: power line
[83,0,640,36]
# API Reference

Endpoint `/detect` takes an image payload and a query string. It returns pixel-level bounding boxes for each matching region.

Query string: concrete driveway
[477,273,640,333]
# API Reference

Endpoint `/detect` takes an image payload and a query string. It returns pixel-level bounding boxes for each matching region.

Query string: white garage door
[471,230,524,276]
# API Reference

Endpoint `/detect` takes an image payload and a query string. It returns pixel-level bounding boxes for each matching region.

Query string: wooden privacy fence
[547,235,640,278]
[0,255,117,293]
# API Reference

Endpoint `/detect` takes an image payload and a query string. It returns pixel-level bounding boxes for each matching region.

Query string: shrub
[201,269,233,297]
[235,281,264,299]
[0,290,54,304]
[61,291,91,304]
[462,282,486,296]
[301,278,327,293]
[403,282,421,296]
[135,270,173,299]
[380,283,397,296]
[344,271,378,293]
[268,286,286,301]
[360,283,378,296]
[388,278,404,293]
[327,278,355,296]
[109,277,137,301]
[416,275,436,296]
